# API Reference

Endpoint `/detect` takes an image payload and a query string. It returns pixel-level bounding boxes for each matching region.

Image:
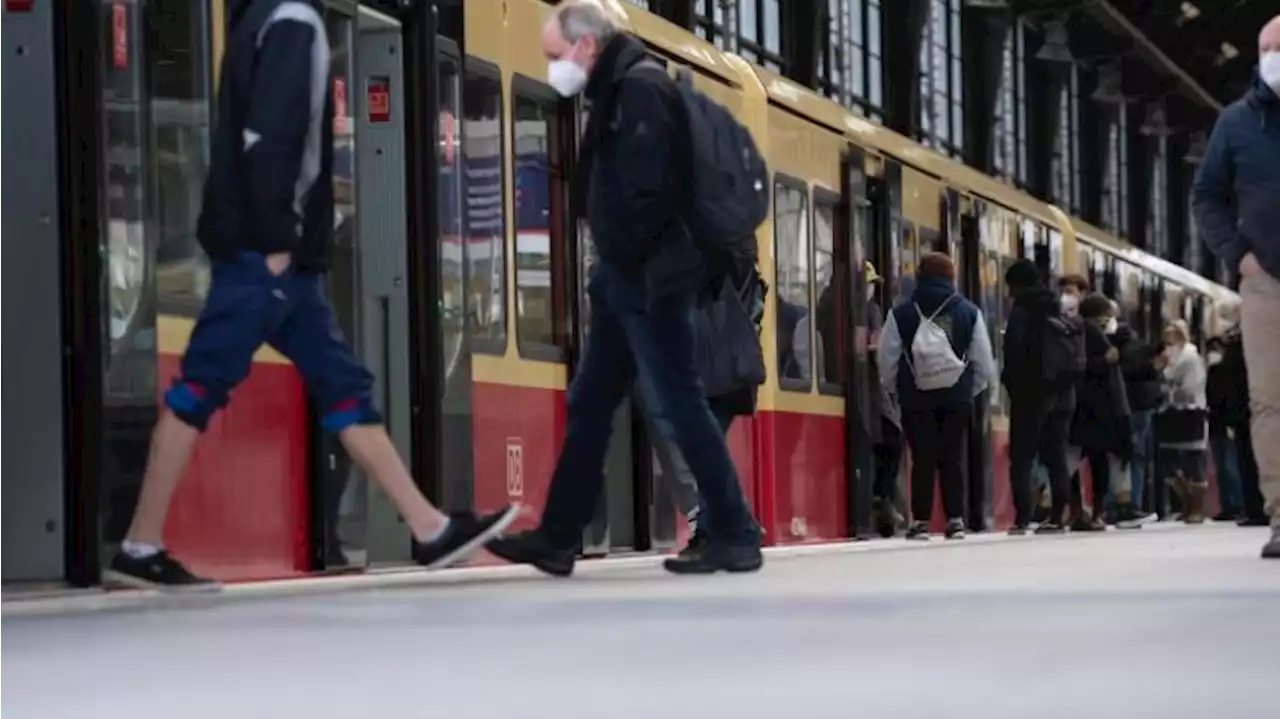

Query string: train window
[774,178,812,388]
[814,194,844,391]
[462,64,506,353]
[511,77,571,360]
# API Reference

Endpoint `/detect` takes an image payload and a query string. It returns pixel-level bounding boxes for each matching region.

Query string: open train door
[954,193,992,532]
[842,146,877,539]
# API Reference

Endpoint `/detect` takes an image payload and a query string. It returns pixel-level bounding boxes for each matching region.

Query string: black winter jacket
[1070,321,1132,456]
[1206,331,1250,434]
[576,34,703,301]
[1111,323,1164,413]
[199,0,334,272]
[1001,286,1063,403]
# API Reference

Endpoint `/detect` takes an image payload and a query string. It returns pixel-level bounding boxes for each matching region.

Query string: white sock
[422,517,451,544]
[122,540,161,559]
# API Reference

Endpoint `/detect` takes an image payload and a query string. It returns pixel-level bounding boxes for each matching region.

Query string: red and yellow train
[143,0,1238,581]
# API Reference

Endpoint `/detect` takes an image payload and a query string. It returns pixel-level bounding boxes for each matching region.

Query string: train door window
[897,223,917,304]
[1118,262,1141,333]
[461,63,506,353]
[774,177,812,389]
[1188,293,1205,346]
[813,192,844,391]
[1047,228,1064,277]
[511,76,571,360]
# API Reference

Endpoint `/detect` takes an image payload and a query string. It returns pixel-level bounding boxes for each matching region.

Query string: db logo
[505,439,524,499]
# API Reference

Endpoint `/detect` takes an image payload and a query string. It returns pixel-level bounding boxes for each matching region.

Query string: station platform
[4,523,1278,719]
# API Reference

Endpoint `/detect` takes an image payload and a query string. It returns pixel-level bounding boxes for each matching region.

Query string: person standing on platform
[1191,13,1280,557]
[1001,259,1080,535]
[865,262,906,536]
[487,0,763,576]
[105,0,518,591]
[1110,300,1163,522]
[1205,332,1246,522]
[878,253,996,540]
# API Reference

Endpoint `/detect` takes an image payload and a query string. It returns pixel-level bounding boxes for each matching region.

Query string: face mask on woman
[1103,317,1118,335]
[1060,293,1079,315]
[1207,350,1224,366]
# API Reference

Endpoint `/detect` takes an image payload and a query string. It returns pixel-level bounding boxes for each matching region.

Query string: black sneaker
[945,518,966,540]
[676,528,710,559]
[1035,522,1066,535]
[414,506,519,569]
[486,529,578,577]
[1008,523,1030,536]
[1239,514,1270,527]
[104,550,221,593]
[1115,505,1156,530]
[905,521,930,540]
[662,540,762,575]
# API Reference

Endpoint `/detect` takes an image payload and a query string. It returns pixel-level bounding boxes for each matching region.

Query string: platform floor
[4,524,1278,719]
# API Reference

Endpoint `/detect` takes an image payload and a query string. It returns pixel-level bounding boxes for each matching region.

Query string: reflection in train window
[512,80,570,356]
[461,67,506,351]
[774,179,811,386]
[150,0,214,317]
[813,197,843,388]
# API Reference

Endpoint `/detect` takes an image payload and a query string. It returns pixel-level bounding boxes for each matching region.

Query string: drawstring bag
[906,294,968,391]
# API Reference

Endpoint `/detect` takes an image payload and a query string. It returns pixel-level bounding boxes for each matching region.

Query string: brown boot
[1183,482,1208,524]
[1169,476,1189,519]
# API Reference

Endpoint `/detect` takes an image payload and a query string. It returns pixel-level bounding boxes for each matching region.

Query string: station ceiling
[1017,0,1273,121]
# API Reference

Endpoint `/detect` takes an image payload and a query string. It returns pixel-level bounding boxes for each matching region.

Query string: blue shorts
[164,252,380,433]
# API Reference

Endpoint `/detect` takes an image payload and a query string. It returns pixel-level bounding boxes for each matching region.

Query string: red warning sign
[367,76,390,123]
[112,1,128,69]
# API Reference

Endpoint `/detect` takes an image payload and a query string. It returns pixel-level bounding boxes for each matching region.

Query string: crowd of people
[865,260,1271,545]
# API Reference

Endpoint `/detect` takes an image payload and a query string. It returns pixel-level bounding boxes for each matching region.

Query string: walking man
[105,0,517,591]
[1191,14,1280,558]
[487,0,763,576]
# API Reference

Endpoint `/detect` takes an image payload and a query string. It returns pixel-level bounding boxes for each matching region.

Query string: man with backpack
[488,0,767,576]
[1002,259,1085,534]
[878,253,996,540]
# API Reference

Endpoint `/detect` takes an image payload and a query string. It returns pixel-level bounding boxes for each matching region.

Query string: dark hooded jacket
[1070,320,1132,456]
[577,34,703,304]
[1000,286,1063,403]
[1111,322,1164,413]
[199,0,334,272]
[1191,72,1280,281]
[1206,328,1250,435]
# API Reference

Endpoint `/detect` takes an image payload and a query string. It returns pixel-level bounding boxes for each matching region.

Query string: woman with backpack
[877,253,997,540]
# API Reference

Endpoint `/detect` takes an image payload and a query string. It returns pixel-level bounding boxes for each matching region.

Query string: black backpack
[629,62,769,272]
[1041,314,1087,385]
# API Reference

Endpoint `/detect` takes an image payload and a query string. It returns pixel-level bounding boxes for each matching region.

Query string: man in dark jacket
[1191,15,1280,558]
[878,253,996,540]
[104,0,518,591]
[488,1,762,576]
[1001,259,1076,534]
[1110,309,1163,519]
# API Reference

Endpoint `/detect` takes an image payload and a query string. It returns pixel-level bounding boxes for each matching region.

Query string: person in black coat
[1067,295,1133,530]
[1110,311,1164,516]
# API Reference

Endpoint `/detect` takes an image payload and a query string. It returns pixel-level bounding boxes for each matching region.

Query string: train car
[44,0,1241,587]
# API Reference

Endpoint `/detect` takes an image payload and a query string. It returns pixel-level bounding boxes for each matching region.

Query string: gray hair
[557,1,621,45]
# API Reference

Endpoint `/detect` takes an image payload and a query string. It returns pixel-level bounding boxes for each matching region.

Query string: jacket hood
[910,275,957,313]
[1013,286,1061,316]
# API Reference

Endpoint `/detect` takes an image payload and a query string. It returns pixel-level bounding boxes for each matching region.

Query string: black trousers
[1009,388,1075,526]
[873,417,903,504]
[902,403,973,523]
[1069,448,1112,515]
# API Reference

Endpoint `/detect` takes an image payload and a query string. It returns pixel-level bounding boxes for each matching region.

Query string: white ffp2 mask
[548,59,588,97]
[1260,52,1280,93]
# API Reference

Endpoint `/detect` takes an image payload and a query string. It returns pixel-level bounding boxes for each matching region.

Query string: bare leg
[339,424,447,543]
[124,411,201,546]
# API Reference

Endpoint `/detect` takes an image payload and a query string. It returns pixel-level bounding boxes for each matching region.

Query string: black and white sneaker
[104,550,221,593]
[413,505,520,569]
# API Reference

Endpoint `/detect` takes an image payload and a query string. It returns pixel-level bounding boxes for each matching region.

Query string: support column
[1167,137,1190,269]
[1077,66,1102,225]
[783,0,821,87]
[961,6,1009,173]
[883,0,929,138]
[1124,103,1149,250]
[1022,25,1063,201]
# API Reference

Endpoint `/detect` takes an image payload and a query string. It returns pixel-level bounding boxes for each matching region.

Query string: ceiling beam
[1086,0,1222,111]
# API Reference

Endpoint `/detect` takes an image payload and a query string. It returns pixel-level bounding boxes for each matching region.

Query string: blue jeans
[1129,409,1154,509]
[1210,435,1243,516]
[540,270,759,547]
